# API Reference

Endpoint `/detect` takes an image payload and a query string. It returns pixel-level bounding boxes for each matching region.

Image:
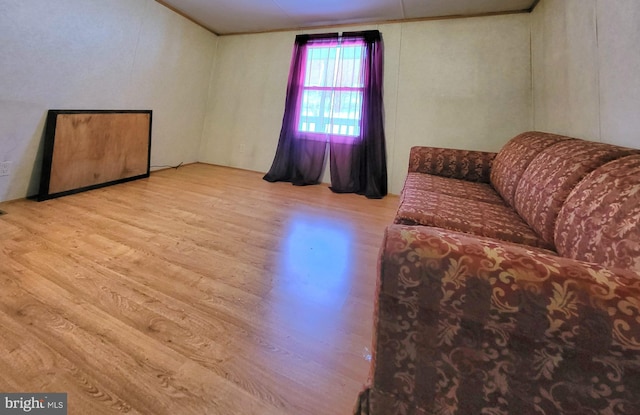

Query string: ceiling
[157,0,538,35]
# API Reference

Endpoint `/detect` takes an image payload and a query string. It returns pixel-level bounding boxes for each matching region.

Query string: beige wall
[200,14,533,195]
[0,0,218,202]
[5,1,637,202]
[532,0,640,148]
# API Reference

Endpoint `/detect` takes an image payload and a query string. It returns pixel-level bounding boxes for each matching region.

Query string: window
[298,41,365,138]
[264,30,387,198]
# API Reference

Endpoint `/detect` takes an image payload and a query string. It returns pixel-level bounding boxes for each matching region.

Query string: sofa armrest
[408,146,497,183]
[362,224,640,415]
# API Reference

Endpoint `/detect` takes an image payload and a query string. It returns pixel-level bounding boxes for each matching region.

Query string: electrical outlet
[0,161,11,177]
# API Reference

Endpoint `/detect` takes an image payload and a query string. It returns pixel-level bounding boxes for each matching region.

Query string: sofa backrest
[555,155,640,274]
[490,132,572,208]
[513,139,640,246]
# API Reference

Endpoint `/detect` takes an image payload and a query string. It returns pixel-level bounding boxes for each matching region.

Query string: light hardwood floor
[0,164,399,415]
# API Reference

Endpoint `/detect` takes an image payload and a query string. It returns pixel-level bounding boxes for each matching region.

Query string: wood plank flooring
[0,164,399,415]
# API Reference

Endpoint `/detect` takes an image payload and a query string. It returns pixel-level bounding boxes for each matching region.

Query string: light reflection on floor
[268,211,356,340]
[280,212,353,307]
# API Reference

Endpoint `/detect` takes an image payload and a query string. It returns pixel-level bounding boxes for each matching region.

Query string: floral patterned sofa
[355,131,640,414]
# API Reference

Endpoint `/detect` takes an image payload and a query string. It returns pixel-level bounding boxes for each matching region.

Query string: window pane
[336,46,363,88]
[298,42,364,138]
[306,47,335,87]
[331,90,362,136]
[299,89,333,134]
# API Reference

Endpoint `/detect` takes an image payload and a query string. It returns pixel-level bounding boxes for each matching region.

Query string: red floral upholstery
[356,225,640,415]
[358,132,640,415]
[408,146,496,183]
[555,155,640,274]
[490,132,572,207]
[514,140,640,245]
[396,189,553,249]
[402,172,505,205]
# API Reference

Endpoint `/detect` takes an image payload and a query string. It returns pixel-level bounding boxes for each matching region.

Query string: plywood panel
[39,110,152,200]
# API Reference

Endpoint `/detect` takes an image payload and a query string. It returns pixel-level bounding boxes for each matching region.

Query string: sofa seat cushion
[402,173,506,205]
[514,140,640,246]
[395,189,554,250]
[555,155,640,274]
[490,131,573,208]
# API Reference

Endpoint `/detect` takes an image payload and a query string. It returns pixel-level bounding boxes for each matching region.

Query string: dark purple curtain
[264,31,387,198]
[329,30,387,198]
[263,33,336,186]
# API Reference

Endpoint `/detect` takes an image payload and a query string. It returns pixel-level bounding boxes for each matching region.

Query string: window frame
[296,39,366,141]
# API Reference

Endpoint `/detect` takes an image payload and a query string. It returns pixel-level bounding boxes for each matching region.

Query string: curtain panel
[263,30,387,199]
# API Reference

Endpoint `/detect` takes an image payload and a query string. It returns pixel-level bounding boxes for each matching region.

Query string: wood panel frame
[38,110,152,201]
